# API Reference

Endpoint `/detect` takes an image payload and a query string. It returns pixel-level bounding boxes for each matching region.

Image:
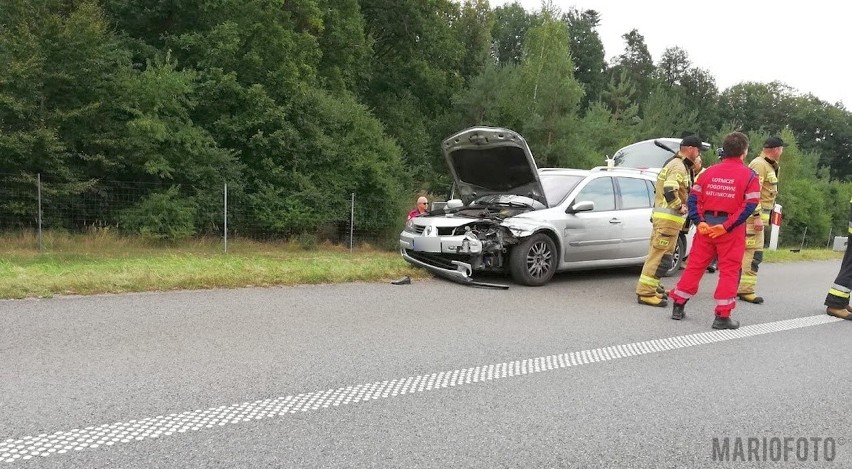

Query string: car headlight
[404,220,417,233]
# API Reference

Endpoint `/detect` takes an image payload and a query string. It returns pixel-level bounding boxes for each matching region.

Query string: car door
[561,176,622,262]
[615,176,655,259]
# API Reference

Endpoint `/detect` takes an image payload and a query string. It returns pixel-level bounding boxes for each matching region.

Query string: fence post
[37,173,43,252]
[349,192,355,253]
[223,182,228,254]
[797,226,808,251]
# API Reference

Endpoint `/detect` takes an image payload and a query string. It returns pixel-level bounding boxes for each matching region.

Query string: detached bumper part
[401,249,508,289]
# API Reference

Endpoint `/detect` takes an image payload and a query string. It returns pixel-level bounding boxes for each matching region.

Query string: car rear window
[613,140,678,168]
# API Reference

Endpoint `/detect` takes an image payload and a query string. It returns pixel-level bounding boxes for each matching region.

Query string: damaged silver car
[399,126,665,286]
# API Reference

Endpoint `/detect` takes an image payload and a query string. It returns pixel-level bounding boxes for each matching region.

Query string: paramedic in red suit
[668,132,761,330]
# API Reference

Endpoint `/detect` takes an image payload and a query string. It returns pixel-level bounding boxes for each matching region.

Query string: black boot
[712,316,740,330]
[671,302,686,320]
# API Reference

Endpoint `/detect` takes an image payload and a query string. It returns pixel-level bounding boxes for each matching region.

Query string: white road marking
[0,314,841,464]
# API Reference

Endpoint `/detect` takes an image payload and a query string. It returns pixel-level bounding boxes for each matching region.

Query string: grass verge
[762,248,844,263]
[0,231,845,299]
[0,231,428,299]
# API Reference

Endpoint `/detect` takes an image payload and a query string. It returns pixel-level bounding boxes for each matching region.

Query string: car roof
[538,166,657,179]
[538,167,589,176]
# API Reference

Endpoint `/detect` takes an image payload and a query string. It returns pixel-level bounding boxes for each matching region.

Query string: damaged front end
[400,206,539,287]
[399,126,549,287]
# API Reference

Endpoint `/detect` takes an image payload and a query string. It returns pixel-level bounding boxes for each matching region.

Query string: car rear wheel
[510,233,557,286]
[662,234,686,277]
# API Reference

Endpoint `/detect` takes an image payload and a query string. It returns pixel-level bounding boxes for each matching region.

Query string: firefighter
[635,135,701,307]
[691,155,718,273]
[737,136,786,304]
[824,195,852,320]
[668,131,761,329]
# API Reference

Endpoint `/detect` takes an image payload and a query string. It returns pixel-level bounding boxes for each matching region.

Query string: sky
[488,0,852,107]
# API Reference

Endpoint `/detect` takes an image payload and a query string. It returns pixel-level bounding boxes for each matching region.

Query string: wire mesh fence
[0,173,402,252]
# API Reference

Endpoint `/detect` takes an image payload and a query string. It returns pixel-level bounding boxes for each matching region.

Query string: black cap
[680,135,703,149]
[763,136,788,148]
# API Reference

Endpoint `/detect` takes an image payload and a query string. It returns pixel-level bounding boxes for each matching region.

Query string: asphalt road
[2,260,851,468]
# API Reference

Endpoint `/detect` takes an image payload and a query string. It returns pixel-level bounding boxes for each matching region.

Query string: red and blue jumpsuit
[669,158,760,317]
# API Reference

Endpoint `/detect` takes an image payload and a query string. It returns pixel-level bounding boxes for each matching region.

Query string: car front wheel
[510,233,557,286]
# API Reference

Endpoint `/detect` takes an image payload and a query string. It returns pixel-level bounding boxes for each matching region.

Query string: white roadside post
[768,203,782,251]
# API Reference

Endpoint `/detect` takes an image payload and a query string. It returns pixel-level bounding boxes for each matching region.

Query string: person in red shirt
[668,132,761,329]
[407,196,429,221]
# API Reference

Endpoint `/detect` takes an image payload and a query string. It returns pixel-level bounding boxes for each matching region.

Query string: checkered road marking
[1,314,840,464]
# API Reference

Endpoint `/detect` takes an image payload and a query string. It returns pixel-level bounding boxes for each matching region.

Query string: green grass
[762,248,844,263]
[0,230,845,299]
[0,230,427,299]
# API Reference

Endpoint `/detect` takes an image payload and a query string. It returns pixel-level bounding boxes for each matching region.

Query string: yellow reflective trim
[652,212,686,223]
[829,288,851,299]
[760,214,770,222]
[639,275,660,287]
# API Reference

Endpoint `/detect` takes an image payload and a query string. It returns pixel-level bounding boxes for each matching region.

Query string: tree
[635,86,699,140]
[717,81,797,134]
[244,88,407,235]
[444,63,515,129]
[653,48,720,137]
[118,52,241,231]
[575,100,640,169]
[655,47,690,87]
[453,0,494,85]
[491,2,539,66]
[681,67,720,137]
[609,29,655,104]
[563,8,606,109]
[506,13,584,167]
[315,0,372,95]
[600,69,639,123]
[0,0,131,227]
[787,95,852,180]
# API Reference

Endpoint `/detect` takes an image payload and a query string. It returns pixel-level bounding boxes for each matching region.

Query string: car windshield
[469,194,542,209]
[613,140,679,168]
[539,173,584,205]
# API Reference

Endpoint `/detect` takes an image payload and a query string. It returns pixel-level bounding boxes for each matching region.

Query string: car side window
[575,177,615,211]
[617,177,652,209]
[645,179,656,196]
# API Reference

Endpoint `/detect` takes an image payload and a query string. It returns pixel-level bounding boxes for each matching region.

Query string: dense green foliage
[1,0,850,247]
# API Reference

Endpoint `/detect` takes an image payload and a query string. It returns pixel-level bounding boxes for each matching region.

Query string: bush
[295,232,318,250]
[121,187,197,241]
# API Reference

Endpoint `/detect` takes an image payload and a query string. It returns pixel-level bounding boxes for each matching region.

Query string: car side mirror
[567,200,594,214]
[445,199,463,209]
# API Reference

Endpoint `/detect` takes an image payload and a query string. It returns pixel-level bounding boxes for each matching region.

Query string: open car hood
[442,127,548,207]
